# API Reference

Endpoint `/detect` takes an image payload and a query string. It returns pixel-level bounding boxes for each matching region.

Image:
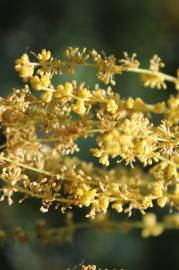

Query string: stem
[0,156,98,185]
[127,67,177,84]
[33,59,178,90]
[16,185,73,204]
[1,157,54,177]
[0,144,6,150]
[80,62,177,87]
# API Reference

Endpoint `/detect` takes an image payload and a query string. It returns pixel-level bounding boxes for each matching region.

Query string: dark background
[0,0,179,269]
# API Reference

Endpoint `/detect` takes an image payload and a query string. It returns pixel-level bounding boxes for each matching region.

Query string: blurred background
[0,0,179,269]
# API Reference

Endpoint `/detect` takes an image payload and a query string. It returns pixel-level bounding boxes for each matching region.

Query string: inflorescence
[0,47,178,237]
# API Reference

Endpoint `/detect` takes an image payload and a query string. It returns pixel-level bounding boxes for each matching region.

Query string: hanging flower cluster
[0,47,178,226]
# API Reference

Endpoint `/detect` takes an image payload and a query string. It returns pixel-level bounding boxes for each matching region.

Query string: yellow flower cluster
[0,47,178,237]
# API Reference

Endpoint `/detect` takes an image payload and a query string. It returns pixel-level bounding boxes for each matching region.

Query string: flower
[73,100,86,115]
[142,213,164,238]
[15,54,34,81]
[106,99,118,113]
[38,49,51,62]
[55,82,73,97]
[30,73,51,90]
[41,90,53,103]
